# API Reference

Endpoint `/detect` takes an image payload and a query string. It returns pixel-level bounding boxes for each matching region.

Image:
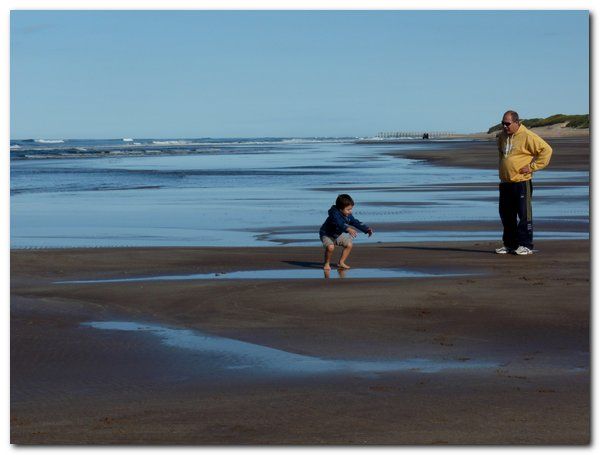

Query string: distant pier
[355,131,460,144]
[375,131,456,139]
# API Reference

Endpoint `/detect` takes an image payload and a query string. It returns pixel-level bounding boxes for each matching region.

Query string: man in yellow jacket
[495,110,553,255]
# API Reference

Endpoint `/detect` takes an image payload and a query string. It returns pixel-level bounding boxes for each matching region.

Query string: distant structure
[376,131,456,139]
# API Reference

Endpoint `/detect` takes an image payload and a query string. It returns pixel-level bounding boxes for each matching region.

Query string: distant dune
[462,122,589,140]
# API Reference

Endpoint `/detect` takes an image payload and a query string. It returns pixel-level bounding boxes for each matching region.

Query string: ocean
[10,137,589,248]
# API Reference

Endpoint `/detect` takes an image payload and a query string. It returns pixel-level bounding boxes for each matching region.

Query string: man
[495,110,552,255]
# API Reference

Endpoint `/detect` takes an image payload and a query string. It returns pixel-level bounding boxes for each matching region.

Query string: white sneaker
[495,246,513,254]
[514,246,533,255]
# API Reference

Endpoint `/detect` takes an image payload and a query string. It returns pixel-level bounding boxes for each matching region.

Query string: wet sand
[11,239,590,444]
[384,137,589,172]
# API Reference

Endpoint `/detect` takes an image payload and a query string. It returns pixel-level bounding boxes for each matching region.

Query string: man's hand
[347,227,358,238]
[366,228,374,237]
[519,165,532,175]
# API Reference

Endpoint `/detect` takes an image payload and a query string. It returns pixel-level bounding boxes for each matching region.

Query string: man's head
[335,194,354,216]
[501,110,520,135]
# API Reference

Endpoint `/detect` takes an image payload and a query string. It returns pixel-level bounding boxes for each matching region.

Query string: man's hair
[504,110,520,123]
[335,194,354,209]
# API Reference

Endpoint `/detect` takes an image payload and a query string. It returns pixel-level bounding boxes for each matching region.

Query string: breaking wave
[151,140,193,145]
[34,139,65,144]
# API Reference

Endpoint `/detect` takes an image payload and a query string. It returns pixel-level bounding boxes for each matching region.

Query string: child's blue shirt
[319,205,370,239]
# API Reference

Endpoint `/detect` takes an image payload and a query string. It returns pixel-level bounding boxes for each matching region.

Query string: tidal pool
[58,268,471,284]
[82,321,498,376]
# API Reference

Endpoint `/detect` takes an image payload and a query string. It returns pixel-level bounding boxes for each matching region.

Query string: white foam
[151,140,192,145]
[34,139,64,143]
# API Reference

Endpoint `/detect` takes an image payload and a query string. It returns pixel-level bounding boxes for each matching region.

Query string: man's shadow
[283,247,493,269]
[382,246,493,254]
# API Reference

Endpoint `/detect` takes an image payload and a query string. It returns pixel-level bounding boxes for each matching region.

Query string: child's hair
[335,194,354,209]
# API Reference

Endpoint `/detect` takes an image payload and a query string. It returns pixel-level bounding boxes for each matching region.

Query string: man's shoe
[495,246,513,254]
[514,246,534,255]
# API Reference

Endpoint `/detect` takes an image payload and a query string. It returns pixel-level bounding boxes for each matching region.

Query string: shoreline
[11,136,588,250]
[380,137,590,172]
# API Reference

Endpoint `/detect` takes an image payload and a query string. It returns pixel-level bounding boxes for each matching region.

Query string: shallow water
[82,321,498,376]
[11,139,589,248]
[263,230,588,245]
[56,268,471,284]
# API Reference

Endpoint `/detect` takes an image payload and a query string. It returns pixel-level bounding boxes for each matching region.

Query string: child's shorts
[320,233,352,248]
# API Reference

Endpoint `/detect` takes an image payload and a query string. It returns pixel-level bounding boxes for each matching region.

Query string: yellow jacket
[497,124,552,182]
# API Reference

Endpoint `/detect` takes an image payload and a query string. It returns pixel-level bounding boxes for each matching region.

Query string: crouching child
[319,194,373,270]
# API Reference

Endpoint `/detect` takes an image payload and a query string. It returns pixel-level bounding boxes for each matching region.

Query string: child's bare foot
[323,263,331,271]
[337,263,351,270]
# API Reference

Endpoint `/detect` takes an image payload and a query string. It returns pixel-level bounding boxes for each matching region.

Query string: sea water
[10,137,589,248]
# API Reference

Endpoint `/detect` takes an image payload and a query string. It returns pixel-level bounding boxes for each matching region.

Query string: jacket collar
[510,124,526,137]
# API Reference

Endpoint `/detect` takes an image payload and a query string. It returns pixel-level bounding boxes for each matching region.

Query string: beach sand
[386,137,589,171]
[10,137,590,445]
[11,239,589,444]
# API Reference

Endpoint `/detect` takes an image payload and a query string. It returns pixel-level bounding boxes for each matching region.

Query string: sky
[10,9,590,138]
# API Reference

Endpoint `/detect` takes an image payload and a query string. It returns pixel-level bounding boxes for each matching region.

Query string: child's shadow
[282,260,323,269]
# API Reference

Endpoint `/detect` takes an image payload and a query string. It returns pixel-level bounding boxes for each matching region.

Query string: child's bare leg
[323,245,334,270]
[338,243,353,269]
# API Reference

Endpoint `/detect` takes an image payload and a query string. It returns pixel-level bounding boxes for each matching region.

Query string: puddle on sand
[82,321,497,376]
[58,268,470,284]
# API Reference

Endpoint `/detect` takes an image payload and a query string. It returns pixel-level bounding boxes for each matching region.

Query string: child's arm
[348,215,371,235]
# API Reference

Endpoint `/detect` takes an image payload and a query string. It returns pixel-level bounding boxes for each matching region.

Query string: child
[319,194,373,270]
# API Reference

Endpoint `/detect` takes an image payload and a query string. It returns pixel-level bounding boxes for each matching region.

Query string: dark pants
[499,180,533,250]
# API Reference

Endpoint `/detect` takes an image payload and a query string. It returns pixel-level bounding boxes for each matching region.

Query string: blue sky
[10,10,589,138]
